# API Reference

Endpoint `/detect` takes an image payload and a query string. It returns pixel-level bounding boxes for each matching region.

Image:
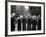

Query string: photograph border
[5,1,45,36]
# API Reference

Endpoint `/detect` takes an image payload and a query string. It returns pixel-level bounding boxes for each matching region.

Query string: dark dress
[38,18,41,30]
[11,17,15,31]
[22,19,26,31]
[27,19,32,30]
[17,19,21,31]
[32,20,37,30]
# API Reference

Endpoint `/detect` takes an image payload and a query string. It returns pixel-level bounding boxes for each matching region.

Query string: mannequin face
[32,15,36,20]
[38,15,41,19]
[11,13,15,17]
[38,15,40,18]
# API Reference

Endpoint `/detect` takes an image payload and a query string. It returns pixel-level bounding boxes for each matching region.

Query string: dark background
[11,5,41,17]
[29,6,41,16]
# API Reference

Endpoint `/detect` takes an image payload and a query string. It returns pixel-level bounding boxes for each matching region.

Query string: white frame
[7,2,45,35]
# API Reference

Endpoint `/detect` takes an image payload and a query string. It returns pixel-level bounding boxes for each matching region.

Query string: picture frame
[5,1,45,36]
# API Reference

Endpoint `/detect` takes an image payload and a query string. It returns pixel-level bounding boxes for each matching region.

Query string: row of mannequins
[11,13,41,31]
